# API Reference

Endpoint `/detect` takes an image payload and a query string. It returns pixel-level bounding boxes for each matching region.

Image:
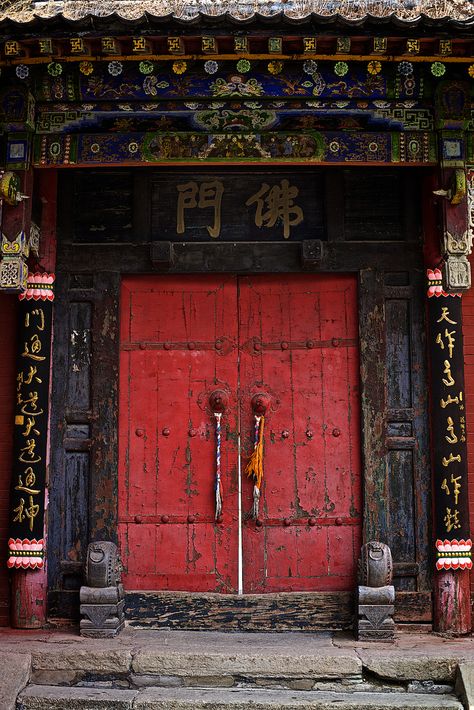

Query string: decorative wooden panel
[48,272,120,618]
[359,268,430,596]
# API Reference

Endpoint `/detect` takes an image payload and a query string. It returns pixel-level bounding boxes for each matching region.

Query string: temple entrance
[118,273,362,594]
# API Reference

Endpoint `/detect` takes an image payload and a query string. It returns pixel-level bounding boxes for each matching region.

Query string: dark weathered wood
[89,272,120,544]
[48,271,120,617]
[58,242,422,274]
[359,269,387,544]
[124,590,431,630]
[325,169,345,242]
[126,592,355,631]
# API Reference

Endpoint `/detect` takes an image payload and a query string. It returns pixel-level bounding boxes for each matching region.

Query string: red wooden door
[118,274,361,593]
[118,275,240,592]
[239,275,362,592]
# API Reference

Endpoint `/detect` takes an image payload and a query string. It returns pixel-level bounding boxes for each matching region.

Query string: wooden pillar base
[11,569,47,629]
[433,569,471,635]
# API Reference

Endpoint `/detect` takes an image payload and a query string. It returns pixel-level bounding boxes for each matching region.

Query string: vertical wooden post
[9,170,57,628]
[426,161,472,634]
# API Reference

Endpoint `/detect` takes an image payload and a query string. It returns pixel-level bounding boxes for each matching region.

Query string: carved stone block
[358,541,393,587]
[84,541,121,588]
[80,542,124,638]
[355,542,395,642]
[443,255,471,292]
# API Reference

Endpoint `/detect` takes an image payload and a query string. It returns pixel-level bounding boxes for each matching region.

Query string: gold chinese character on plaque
[177,180,224,239]
[38,38,53,54]
[101,37,119,55]
[70,38,86,54]
[303,37,317,53]
[439,39,452,56]
[373,37,387,53]
[337,37,351,54]
[234,36,248,53]
[268,37,282,54]
[406,39,420,54]
[168,37,185,55]
[202,36,217,54]
[246,180,304,240]
[5,40,20,56]
[132,37,150,53]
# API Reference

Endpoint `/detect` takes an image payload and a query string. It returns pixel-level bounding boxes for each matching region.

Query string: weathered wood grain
[125,590,432,630]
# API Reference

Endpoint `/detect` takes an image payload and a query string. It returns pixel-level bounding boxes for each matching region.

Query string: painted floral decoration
[204,60,218,74]
[236,59,251,73]
[398,61,413,75]
[367,60,382,75]
[334,61,349,77]
[108,61,123,76]
[47,62,62,77]
[173,61,187,75]
[139,61,154,75]
[303,59,317,75]
[268,61,283,75]
[469,65,474,78]
[79,61,94,76]
[431,62,446,77]
[15,64,29,79]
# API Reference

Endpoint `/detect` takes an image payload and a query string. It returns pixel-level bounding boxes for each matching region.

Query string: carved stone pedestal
[355,542,395,642]
[80,542,125,638]
[80,584,125,638]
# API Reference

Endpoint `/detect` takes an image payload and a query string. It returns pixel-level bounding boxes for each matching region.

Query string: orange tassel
[245,416,264,518]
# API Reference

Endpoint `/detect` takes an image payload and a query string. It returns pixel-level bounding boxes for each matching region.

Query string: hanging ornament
[245,415,265,519]
[468,65,474,78]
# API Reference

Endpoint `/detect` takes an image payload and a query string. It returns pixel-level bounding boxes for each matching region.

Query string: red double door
[118,274,361,594]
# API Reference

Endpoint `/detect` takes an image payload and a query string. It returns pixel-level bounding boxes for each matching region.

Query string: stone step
[17,685,464,710]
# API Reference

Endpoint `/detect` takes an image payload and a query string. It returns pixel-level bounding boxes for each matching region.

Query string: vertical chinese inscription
[427,272,471,571]
[7,274,54,570]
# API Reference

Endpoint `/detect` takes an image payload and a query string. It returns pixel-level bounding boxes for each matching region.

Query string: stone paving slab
[131,649,361,679]
[0,651,31,710]
[2,628,474,688]
[17,686,464,710]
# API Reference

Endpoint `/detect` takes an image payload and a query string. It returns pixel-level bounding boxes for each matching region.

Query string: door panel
[118,273,362,593]
[239,275,362,592]
[119,275,239,592]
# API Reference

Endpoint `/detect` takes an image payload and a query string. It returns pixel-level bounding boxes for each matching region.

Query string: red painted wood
[118,274,362,593]
[119,276,239,592]
[239,275,362,592]
[0,295,17,625]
